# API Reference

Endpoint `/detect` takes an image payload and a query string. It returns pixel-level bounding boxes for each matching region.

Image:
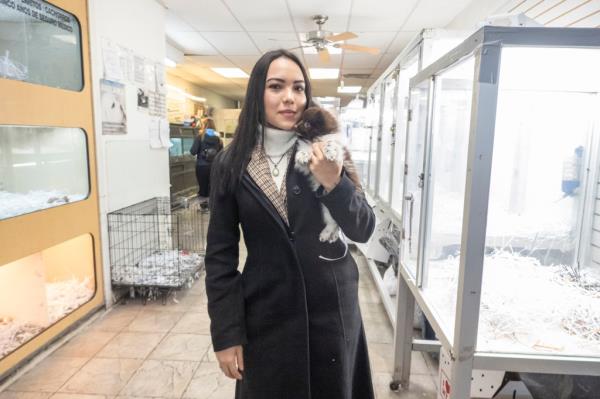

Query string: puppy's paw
[296,150,310,165]
[319,225,340,243]
[323,141,339,162]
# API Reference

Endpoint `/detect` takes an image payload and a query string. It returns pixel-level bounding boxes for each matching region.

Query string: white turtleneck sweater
[262,125,297,191]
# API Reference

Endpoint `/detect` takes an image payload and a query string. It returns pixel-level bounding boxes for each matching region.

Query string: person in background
[190,118,223,209]
[204,49,375,398]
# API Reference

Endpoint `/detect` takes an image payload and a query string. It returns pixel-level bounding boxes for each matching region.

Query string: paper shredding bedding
[423,250,600,356]
[0,278,94,358]
[111,250,203,287]
[0,190,87,219]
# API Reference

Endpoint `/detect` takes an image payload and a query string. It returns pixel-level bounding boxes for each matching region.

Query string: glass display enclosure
[0,0,83,90]
[0,126,89,220]
[0,235,96,361]
[358,29,470,326]
[366,87,381,193]
[394,26,600,398]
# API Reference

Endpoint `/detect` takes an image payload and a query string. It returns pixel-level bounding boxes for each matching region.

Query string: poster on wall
[149,92,166,118]
[133,55,145,86]
[100,79,127,135]
[137,88,149,110]
[155,63,166,94]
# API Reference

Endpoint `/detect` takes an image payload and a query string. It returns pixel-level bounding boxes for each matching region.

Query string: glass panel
[478,47,600,357]
[0,234,96,360]
[377,72,397,203]
[421,56,475,337]
[341,107,371,187]
[0,126,89,220]
[366,87,382,192]
[182,138,195,155]
[169,138,183,157]
[401,81,430,278]
[391,55,419,214]
[0,0,83,90]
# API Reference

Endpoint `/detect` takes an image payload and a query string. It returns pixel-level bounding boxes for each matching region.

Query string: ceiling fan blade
[318,48,331,63]
[287,45,312,51]
[336,43,380,55]
[325,31,358,42]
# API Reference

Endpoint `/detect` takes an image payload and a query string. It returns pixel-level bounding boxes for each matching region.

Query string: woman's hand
[309,142,342,192]
[215,345,244,380]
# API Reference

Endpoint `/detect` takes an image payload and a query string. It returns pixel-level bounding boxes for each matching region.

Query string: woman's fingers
[236,346,245,372]
[312,142,325,161]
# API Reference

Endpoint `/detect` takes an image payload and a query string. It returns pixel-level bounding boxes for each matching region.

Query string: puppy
[294,106,362,243]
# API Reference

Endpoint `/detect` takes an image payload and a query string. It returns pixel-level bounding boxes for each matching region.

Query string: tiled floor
[0,248,438,399]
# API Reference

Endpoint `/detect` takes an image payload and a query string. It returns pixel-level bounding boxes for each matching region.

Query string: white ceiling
[160,0,515,103]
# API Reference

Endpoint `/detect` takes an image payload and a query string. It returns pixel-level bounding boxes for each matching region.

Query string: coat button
[292,185,301,195]
[331,357,336,363]
[289,231,295,242]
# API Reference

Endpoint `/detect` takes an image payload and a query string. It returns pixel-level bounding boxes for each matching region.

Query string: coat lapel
[246,144,292,226]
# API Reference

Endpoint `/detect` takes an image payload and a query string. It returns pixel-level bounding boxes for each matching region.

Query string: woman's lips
[279,110,296,117]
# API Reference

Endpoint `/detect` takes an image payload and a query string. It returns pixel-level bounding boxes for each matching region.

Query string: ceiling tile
[248,32,301,52]
[201,32,261,55]
[288,1,353,32]
[349,0,419,31]
[303,53,342,68]
[342,52,382,69]
[224,0,295,32]
[386,31,419,55]
[185,55,235,68]
[344,31,397,53]
[163,0,241,31]
[165,11,195,32]
[402,0,473,31]
[167,31,219,55]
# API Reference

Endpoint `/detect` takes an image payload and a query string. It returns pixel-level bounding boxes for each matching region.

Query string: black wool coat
[205,152,376,399]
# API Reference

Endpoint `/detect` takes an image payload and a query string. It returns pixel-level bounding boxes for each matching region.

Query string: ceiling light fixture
[309,68,339,79]
[211,67,249,78]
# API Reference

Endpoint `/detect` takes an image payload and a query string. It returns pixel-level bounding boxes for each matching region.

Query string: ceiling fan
[294,15,380,63]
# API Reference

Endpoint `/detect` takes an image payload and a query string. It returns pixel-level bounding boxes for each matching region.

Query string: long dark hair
[213,49,312,195]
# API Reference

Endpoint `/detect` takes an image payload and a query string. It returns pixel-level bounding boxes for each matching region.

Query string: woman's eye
[268,84,281,90]
[295,86,305,92]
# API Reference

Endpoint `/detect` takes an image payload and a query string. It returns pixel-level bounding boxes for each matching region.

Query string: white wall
[88,0,168,306]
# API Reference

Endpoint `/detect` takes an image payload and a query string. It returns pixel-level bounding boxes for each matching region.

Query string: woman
[205,49,376,399]
[190,118,222,208]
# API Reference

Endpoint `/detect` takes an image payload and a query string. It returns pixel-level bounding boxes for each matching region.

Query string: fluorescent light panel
[337,85,361,94]
[309,68,339,79]
[211,67,249,78]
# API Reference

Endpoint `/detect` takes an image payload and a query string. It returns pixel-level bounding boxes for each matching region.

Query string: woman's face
[263,57,307,130]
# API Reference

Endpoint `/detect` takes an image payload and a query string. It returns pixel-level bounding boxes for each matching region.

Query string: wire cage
[107,197,206,299]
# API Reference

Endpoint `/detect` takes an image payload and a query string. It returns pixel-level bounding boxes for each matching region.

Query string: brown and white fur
[294,107,362,244]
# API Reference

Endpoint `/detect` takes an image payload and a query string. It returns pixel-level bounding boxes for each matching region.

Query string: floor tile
[148,334,211,361]
[0,392,51,399]
[52,332,117,359]
[96,332,166,359]
[125,311,183,333]
[58,358,142,396]
[7,357,88,393]
[50,394,109,399]
[373,372,437,399]
[182,362,235,399]
[87,307,141,333]
[120,360,198,398]
[170,312,210,335]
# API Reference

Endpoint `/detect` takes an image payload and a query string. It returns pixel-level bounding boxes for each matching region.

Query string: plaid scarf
[246,143,295,225]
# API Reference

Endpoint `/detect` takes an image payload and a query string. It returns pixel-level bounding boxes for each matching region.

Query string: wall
[88,0,168,305]
[166,73,237,111]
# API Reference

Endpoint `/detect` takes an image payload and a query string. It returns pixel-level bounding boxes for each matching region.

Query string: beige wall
[166,73,238,111]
